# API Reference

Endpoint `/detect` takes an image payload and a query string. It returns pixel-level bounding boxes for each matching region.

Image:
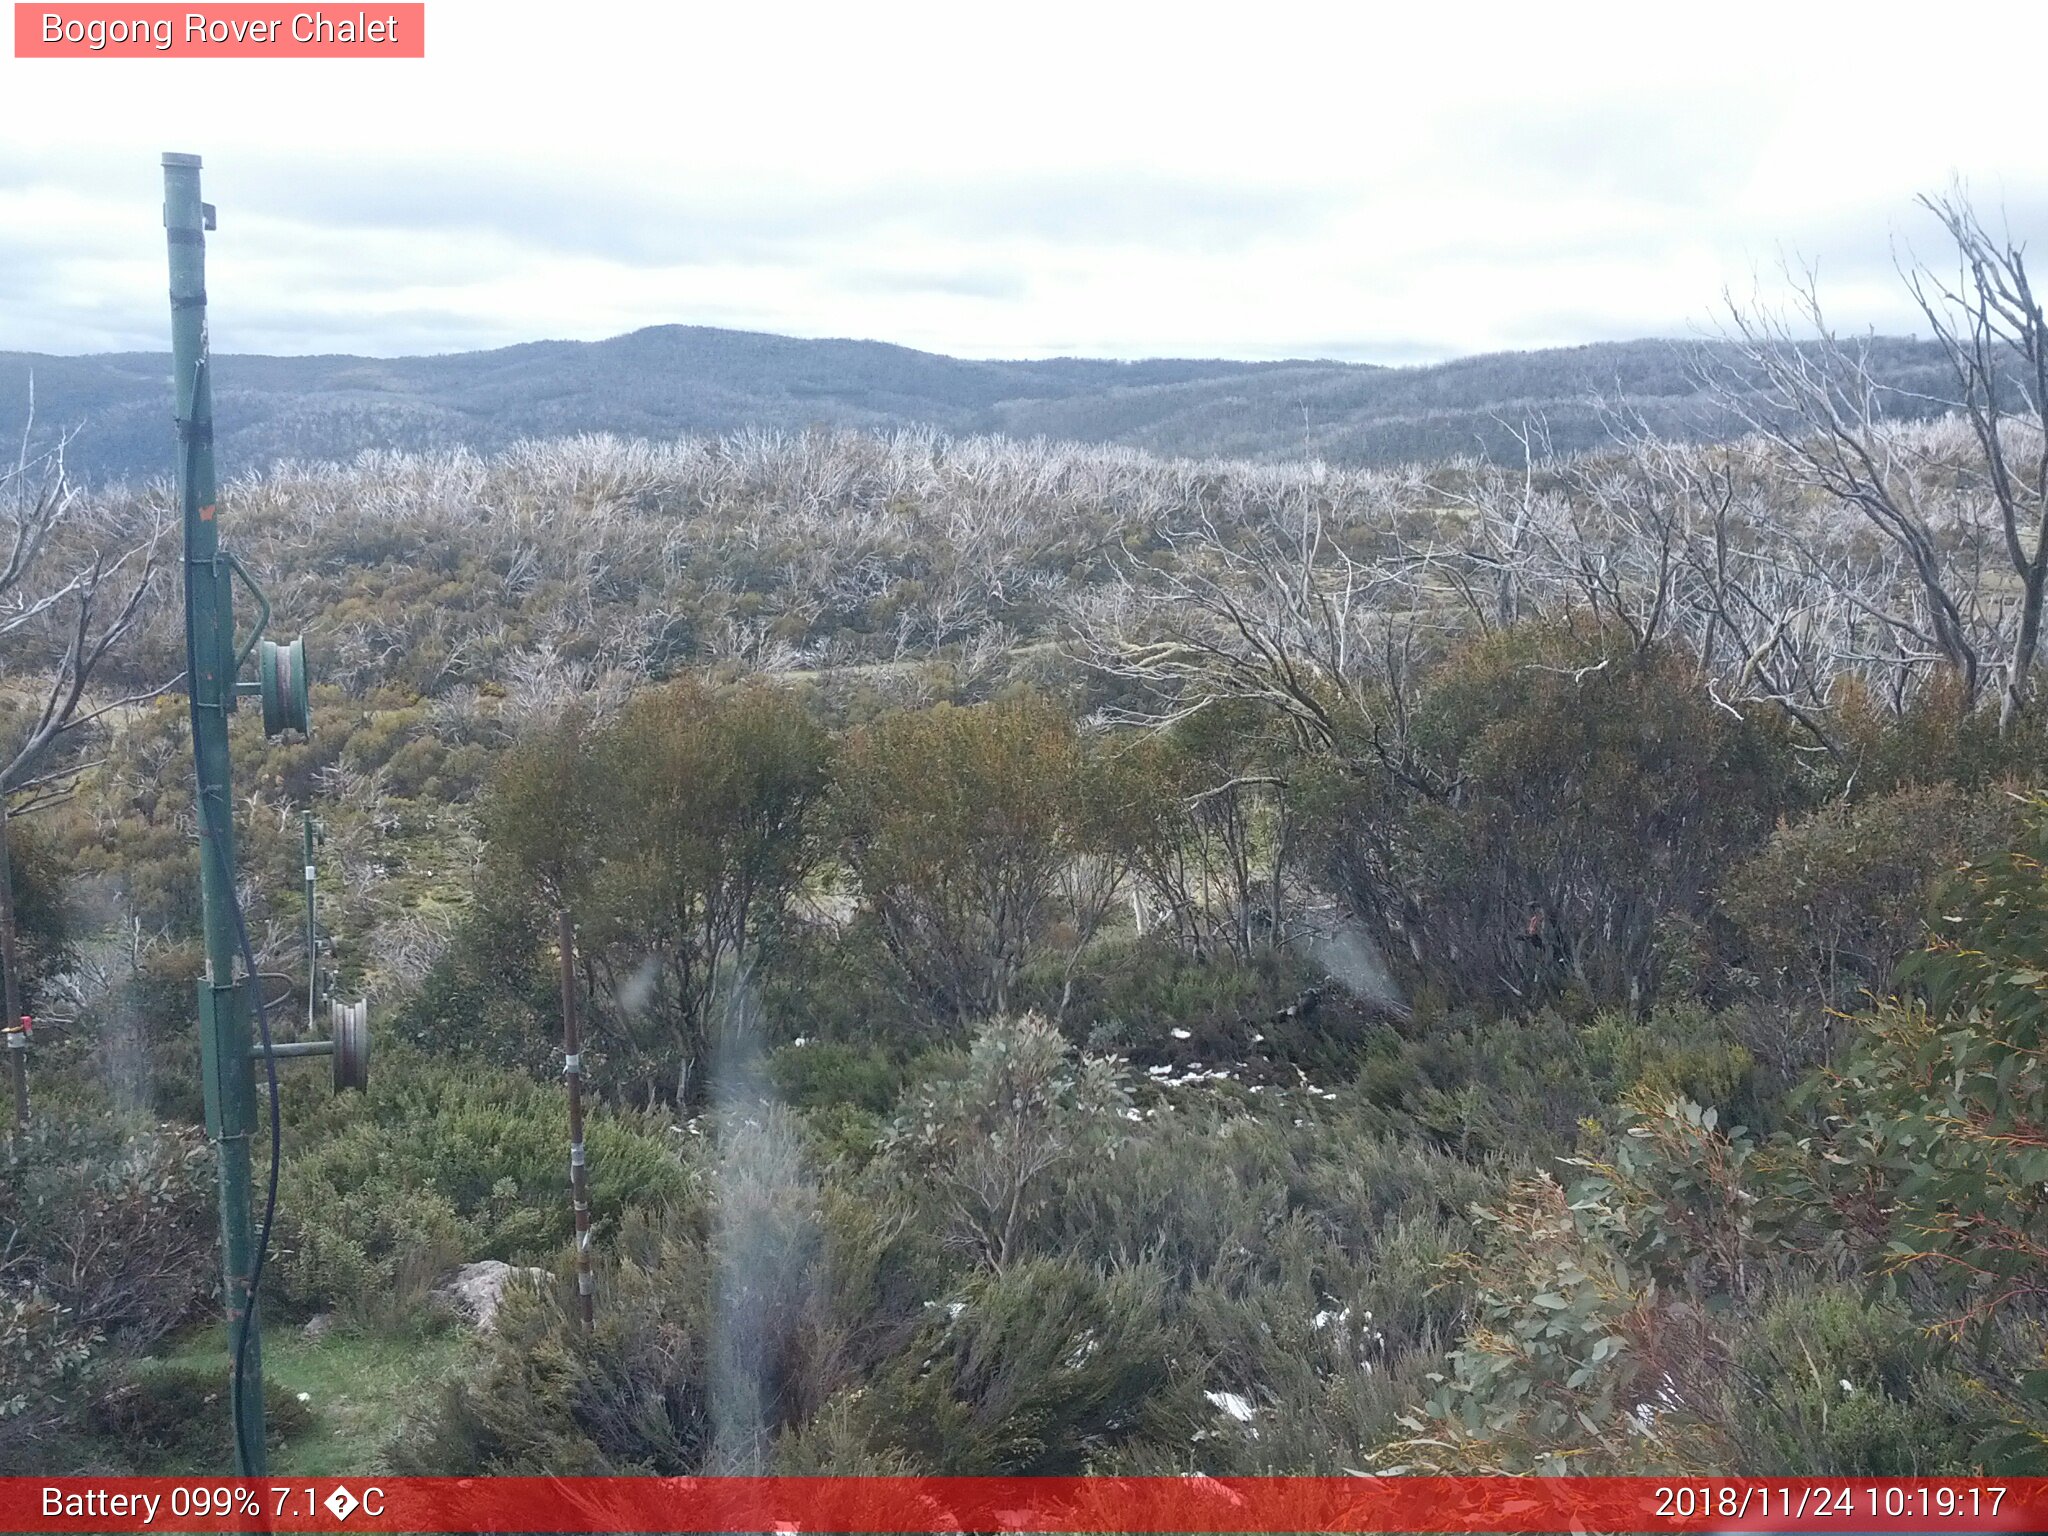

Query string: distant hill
[0,325,1963,486]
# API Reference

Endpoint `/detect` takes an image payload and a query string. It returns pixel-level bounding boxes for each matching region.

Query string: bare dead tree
[1714,280,1980,702]
[1423,416,1556,635]
[1902,191,2048,726]
[1710,189,2048,727]
[1566,424,1871,749]
[0,411,171,1133]
[1076,493,1446,793]
[0,432,172,785]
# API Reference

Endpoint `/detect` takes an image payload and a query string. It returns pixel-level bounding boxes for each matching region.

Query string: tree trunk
[559,906,595,1328]
[0,798,26,1140]
[2001,554,2048,733]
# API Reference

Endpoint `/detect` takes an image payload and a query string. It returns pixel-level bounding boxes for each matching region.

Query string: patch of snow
[1152,1065,1239,1089]
[1170,1027,1192,1040]
[1204,1389,1256,1423]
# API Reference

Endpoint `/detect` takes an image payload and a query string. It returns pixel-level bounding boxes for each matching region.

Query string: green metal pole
[164,150,267,1475]
[304,812,317,1036]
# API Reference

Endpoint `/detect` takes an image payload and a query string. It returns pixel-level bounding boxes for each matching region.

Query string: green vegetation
[13,313,2048,1475]
[137,1325,465,1476]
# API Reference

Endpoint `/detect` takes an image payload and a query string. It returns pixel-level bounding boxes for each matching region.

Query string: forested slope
[0,328,1963,485]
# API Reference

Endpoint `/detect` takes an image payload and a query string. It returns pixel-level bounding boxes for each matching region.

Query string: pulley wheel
[329,997,369,1092]
[260,635,312,738]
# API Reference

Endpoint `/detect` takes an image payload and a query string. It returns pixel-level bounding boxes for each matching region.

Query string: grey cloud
[5,144,2037,365]
[1272,338,1453,367]
[1774,190,2048,286]
[215,306,538,358]
[926,177,1331,248]
[1680,192,2048,339]
[5,152,1333,282]
[191,157,1338,267]
[836,267,1028,300]
[1444,93,1779,208]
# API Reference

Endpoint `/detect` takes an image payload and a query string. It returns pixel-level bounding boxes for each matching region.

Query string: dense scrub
[14,409,2048,1475]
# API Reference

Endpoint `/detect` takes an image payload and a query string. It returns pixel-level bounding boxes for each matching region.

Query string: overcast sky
[4,0,2046,363]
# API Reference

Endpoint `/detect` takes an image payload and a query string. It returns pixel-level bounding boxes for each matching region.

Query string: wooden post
[558,906,594,1327]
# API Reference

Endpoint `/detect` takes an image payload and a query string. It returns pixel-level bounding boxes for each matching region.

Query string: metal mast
[164,150,269,1474]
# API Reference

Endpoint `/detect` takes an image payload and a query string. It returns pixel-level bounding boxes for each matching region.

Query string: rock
[301,1312,337,1342]
[435,1259,548,1331]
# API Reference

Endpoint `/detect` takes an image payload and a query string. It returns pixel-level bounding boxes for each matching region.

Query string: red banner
[5,1476,2046,1533]
[13,4,424,57]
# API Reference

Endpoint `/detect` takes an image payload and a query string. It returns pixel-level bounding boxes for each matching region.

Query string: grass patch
[149,1323,468,1475]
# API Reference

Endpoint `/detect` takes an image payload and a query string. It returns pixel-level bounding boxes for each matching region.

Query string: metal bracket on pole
[225,550,270,692]
[196,978,253,1142]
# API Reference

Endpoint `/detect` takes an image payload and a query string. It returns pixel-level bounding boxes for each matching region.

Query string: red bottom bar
[8,1476,2047,1533]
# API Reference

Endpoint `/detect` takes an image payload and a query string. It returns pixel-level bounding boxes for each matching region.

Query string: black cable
[182,394,282,1477]
[208,815,281,1477]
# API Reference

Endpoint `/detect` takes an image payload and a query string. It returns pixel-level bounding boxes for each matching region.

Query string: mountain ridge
[0,324,1957,485]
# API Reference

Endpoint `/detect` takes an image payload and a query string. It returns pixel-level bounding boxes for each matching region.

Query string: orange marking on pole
[200,504,216,520]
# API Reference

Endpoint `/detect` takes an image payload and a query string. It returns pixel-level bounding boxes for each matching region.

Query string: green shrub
[0,1106,214,1346]
[391,899,558,1071]
[1827,673,2048,795]
[1788,797,2048,1464]
[1581,1003,1764,1130]
[765,1040,904,1116]
[884,1015,1131,1270]
[272,1052,695,1316]
[1336,1008,1602,1158]
[0,1289,98,1473]
[766,1040,915,1166]
[855,1257,1199,1474]
[85,1360,313,1471]
[1722,781,2023,1012]
[395,1250,705,1474]
[1045,936,1319,1055]
[1300,622,1806,1013]
[757,920,936,1050]
[397,1118,942,1475]
[1,815,79,1012]
[834,693,1127,1024]
[1721,1287,1992,1474]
